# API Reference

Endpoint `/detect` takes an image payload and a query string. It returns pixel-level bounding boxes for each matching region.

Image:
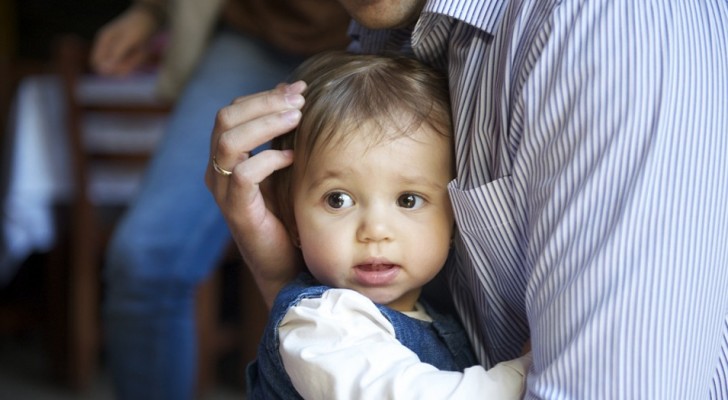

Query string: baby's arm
[279,289,530,400]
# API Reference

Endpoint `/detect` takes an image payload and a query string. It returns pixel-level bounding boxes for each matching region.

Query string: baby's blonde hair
[271,51,452,240]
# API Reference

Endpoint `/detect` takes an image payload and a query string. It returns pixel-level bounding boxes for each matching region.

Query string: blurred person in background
[90,1,350,399]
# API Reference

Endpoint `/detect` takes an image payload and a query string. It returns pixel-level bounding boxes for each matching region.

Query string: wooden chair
[51,33,172,390]
[51,34,268,395]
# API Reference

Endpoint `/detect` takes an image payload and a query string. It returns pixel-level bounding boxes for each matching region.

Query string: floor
[0,329,246,400]
[0,332,115,400]
[0,254,247,400]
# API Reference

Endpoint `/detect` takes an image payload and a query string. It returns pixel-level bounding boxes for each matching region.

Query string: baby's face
[291,120,454,312]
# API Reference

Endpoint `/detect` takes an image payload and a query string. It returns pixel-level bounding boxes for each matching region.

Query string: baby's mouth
[356,263,396,271]
[353,261,400,286]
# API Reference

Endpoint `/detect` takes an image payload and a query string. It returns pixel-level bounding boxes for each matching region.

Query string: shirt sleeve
[279,289,530,400]
[501,2,728,397]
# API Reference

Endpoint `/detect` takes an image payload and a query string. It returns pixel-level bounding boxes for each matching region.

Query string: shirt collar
[422,0,507,34]
[347,0,507,55]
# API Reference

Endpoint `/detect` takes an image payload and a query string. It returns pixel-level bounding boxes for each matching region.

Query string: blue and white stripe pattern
[353,0,728,397]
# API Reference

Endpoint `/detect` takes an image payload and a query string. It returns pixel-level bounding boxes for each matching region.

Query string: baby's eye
[397,193,425,209]
[326,192,354,209]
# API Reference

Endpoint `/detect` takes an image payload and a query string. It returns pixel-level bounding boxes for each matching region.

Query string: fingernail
[284,80,307,94]
[282,109,301,124]
[284,94,304,108]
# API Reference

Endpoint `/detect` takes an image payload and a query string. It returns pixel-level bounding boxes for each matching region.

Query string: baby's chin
[357,288,416,312]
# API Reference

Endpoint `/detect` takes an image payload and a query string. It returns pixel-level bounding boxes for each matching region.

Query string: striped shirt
[352,0,728,398]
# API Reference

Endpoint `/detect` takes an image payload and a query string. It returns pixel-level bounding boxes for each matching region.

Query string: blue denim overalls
[247,273,477,399]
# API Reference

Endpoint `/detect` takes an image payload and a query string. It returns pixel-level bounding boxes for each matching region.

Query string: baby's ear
[290,223,301,248]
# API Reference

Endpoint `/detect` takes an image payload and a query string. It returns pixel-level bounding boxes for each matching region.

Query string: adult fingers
[205,148,294,239]
[223,150,293,207]
[209,82,305,172]
[90,28,119,73]
[90,8,156,75]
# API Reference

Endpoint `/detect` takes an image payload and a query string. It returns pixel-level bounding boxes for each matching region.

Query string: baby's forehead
[305,125,449,171]
[319,116,443,147]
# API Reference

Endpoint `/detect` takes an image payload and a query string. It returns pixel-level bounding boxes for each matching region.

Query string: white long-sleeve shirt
[279,289,530,400]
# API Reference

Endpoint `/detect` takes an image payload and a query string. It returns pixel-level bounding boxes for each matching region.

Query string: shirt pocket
[448,176,523,275]
[447,176,527,329]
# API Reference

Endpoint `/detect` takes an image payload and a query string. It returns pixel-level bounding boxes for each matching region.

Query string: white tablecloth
[1,73,168,284]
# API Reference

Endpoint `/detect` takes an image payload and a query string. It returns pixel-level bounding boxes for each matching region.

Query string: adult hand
[206,81,307,308]
[90,5,160,76]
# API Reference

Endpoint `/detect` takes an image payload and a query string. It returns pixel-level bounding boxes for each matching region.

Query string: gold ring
[211,156,233,176]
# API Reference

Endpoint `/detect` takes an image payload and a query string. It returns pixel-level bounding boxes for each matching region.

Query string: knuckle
[264,91,285,110]
[264,92,278,107]
[216,133,236,158]
[231,165,254,187]
[215,105,235,131]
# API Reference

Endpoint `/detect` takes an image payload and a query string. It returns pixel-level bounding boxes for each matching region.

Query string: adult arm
[503,2,728,397]
[90,0,166,76]
[205,82,307,308]
[279,289,530,400]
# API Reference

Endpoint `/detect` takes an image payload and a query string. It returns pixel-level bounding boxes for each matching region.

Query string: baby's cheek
[300,239,346,284]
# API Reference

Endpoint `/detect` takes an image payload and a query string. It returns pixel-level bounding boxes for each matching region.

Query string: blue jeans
[103,30,305,400]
